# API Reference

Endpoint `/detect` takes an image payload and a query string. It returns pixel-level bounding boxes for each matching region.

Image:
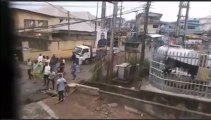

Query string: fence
[149,50,211,99]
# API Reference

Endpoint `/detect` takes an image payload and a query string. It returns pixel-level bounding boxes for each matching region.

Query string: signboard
[95,29,107,48]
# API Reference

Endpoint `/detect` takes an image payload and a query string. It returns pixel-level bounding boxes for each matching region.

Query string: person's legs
[73,72,76,80]
[61,90,64,101]
[51,79,55,89]
[27,69,31,80]
[47,78,50,89]
[78,65,80,72]
[71,72,76,80]
[44,75,48,86]
[58,91,62,101]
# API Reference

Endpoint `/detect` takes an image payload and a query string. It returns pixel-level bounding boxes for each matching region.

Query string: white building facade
[199,15,211,32]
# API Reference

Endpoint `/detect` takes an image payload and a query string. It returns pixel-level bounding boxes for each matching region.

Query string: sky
[10,1,211,22]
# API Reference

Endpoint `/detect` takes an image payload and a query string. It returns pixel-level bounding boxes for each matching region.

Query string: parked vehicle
[74,44,121,64]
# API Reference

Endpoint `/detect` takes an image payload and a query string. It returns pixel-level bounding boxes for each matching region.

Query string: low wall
[101,90,211,119]
[81,81,211,116]
[73,82,211,119]
[22,40,92,61]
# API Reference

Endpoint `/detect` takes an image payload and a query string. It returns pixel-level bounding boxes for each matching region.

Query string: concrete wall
[22,40,92,61]
[12,9,60,29]
[101,90,211,119]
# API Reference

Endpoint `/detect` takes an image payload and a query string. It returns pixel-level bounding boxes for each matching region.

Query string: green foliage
[139,59,150,78]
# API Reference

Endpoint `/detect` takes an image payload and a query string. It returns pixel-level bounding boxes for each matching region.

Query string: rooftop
[200,15,211,19]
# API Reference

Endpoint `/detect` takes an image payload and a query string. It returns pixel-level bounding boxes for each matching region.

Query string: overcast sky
[11,1,211,22]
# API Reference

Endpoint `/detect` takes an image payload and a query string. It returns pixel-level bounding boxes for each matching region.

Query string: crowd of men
[26,53,82,103]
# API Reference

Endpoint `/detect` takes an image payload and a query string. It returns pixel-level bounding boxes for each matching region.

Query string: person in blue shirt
[71,61,77,80]
[56,73,66,103]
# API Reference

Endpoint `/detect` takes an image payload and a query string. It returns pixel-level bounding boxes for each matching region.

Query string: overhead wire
[16,3,144,31]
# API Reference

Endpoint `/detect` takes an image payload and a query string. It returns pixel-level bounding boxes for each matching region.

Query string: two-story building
[160,22,175,35]
[10,5,99,61]
[137,12,163,34]
[124,20,136,29]
[104,17,126,30]
[199,15,211,32]
[179,18,202,35]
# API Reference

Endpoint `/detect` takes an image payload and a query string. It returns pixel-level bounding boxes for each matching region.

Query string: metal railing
[149,51,211,98]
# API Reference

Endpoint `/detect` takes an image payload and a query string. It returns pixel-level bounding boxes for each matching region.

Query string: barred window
[24,19,35,28]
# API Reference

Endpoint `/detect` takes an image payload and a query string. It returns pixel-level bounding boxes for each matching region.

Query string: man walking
[71,61,77,80]
[56,73,66,103]
[43,62,51,86]
[48,69,56,90]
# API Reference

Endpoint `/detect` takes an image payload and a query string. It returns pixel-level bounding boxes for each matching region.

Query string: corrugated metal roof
[70,11,96,20]
[33,5,69,18]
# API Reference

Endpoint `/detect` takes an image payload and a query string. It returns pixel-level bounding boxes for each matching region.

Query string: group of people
[26,53,82,103]
[27,54,66,89]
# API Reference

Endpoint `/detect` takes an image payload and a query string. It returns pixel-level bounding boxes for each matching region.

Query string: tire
[85,59,89,64]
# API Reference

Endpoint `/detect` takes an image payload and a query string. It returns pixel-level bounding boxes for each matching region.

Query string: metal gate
[149,50,211,98]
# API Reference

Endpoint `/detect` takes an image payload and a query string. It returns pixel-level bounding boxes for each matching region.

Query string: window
[60,19,64,23]
[38,20,48,28]
[82,49,89,54]
[153,24,158,28]
[188,26,195,29]
[24,19,35,28]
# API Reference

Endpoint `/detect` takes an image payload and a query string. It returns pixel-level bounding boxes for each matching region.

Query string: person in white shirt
[47,69,56,90]
[46,56,50,64]
[78,56,83,72]
[38,54,43,63]
[43,62,51,86]
[42,55,46,64]
[56,73,66,102]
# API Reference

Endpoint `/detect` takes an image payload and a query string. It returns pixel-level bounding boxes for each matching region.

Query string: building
[160,22,175,35]
[10,5,99,61]
[104,17,126,30]
[137,12,163,34]
[179,18,202,35]
[199,15,211,32]
[123,20,136,29]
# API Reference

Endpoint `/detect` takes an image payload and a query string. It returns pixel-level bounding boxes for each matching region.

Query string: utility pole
[183,2,190,47]
[68,11,70,37]
[94,1,99,47]
[140,1,151,65]
[101,2,106,30]
[107,1,118,82]
[174,2,190,46]
[118,1,123,47]
[110,2,118,60]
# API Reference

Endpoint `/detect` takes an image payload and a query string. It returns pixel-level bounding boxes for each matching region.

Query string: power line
[16,7,142,31]
[11,3,140,8]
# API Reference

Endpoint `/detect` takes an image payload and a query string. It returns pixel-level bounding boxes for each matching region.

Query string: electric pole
[174,1,190,46]
[140,1,151,65]
[183,2,190,47]
[118,1,123,47]
[107,1,118,82]
[94,1,99,47]
[101,2,106,30]
[110,2,118,60]
[68,11,70,36]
